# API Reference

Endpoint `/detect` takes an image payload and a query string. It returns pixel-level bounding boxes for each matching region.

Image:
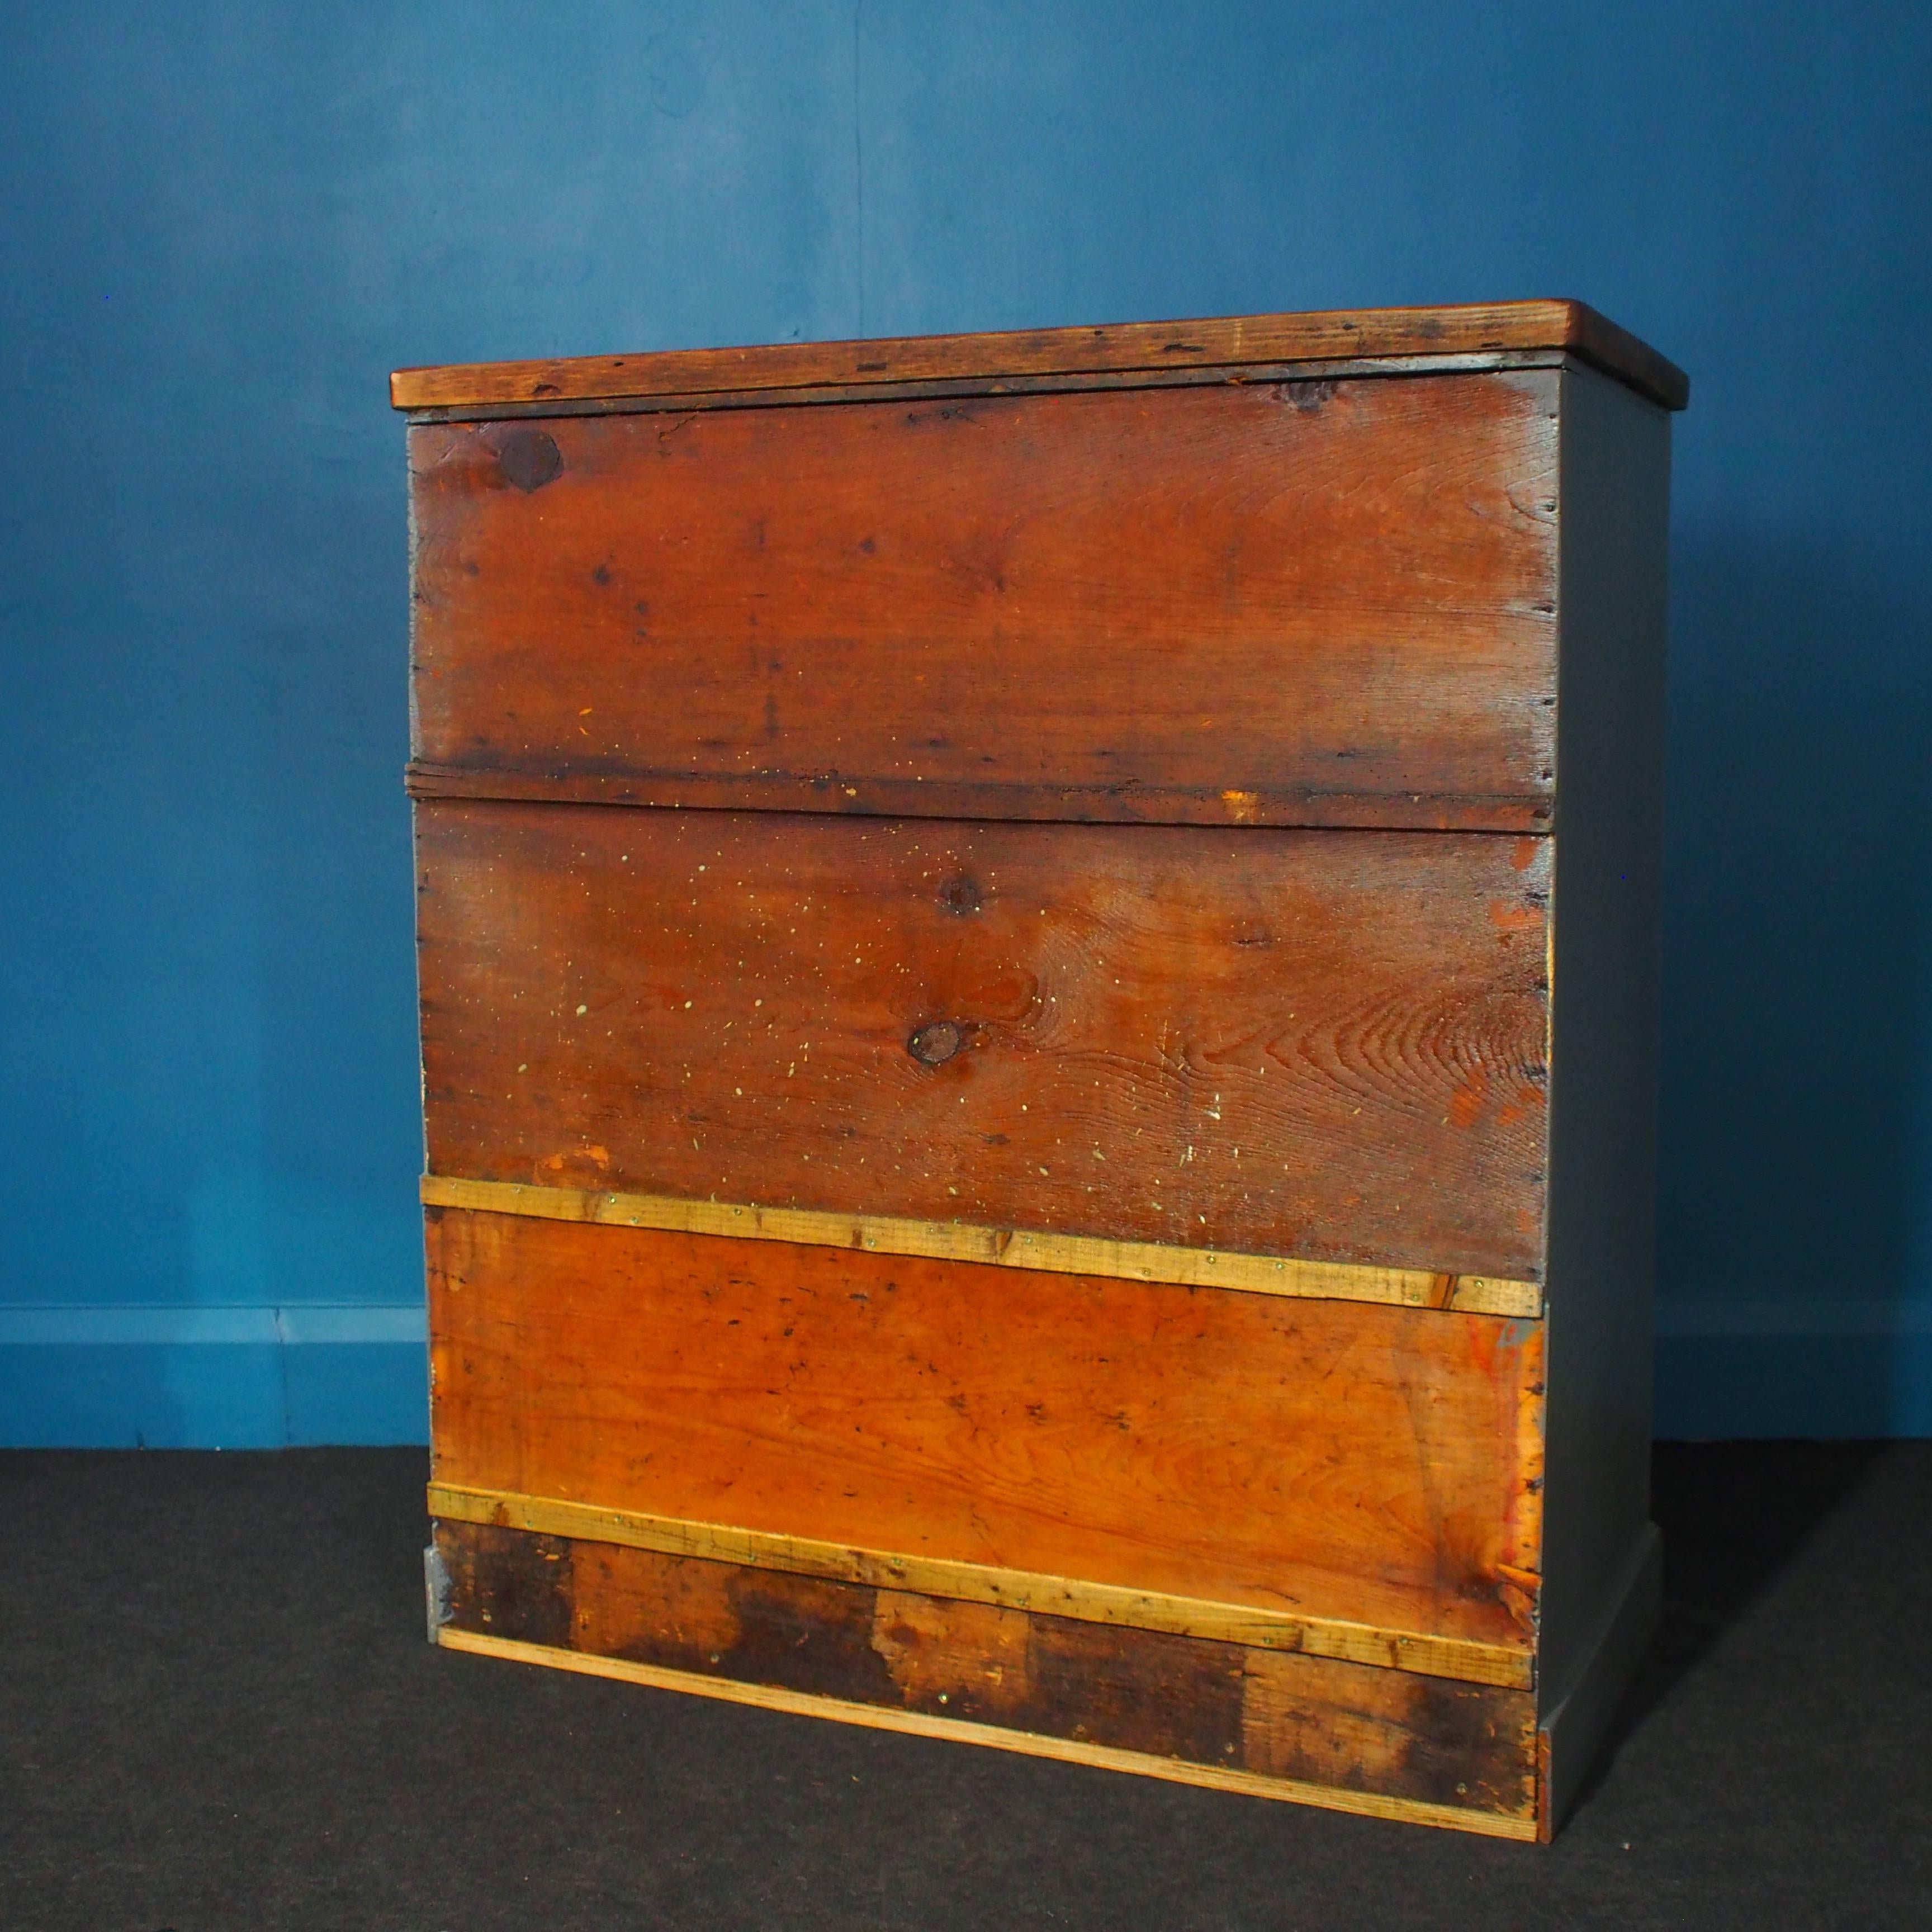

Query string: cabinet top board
[391,299,1688,416]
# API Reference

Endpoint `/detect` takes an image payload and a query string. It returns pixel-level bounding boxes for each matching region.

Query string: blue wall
[2,2,1928,1444]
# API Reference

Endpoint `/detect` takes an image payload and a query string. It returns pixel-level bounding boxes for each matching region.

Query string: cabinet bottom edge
[437,1626,1537,1839]
[430,1518,1542,1837]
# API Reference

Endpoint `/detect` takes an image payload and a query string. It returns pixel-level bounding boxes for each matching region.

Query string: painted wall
[2,2,1927,1444]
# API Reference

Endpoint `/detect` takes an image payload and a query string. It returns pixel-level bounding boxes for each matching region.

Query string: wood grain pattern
[432,1521,1540,1829]
[426,1479,1533,1685]
[416,804,1552,1280]
[419,1175,1541,1319]
[408,372,1561,831]
[390,298,1686,413]
[401,318,1682,1837]
[425,1207,1546,1651]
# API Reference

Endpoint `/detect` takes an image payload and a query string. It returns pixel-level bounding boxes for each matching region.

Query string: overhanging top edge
[389,300,1689,415]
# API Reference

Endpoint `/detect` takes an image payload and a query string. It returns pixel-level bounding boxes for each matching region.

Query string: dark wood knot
[1282,378,1338,413]
[907,1020,964,1067]
[495,428,563,493]
[937,875,982,916]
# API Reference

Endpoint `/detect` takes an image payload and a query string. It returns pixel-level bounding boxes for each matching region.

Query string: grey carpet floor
[2,1442,1926,1931]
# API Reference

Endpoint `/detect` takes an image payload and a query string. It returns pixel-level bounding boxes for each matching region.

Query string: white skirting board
[0,1304,427,1447]
[1654,1300,1932,1439]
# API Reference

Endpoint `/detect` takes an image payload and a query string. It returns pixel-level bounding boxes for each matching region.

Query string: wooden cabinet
[395,301,1685,1840]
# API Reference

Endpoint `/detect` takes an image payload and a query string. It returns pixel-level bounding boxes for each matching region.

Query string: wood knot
[937,875,982,916]
[907,1020,964,1067]
[493,427,564,492]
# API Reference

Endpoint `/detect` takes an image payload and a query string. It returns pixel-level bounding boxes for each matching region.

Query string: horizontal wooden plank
[420,1176,1541,1319]
[417,805,1551,1280]
[432,1521,1538,1832]
[426,1208,1546,1651]
[439,1630,1536,1836]
[391,299,1685,413]
[392,348,1573,429]
[407,372,1561,831]
[427,1479,1533,1686]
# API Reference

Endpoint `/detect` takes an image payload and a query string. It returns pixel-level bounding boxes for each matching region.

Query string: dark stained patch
[937,875,982,916]
[496,428,564,493]
[907,1020,963,1067]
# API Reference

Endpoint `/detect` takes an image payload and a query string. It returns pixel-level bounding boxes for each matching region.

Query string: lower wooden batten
[432,1519,1540,1839]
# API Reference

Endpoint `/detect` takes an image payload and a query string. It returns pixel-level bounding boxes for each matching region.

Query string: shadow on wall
[1655,531,1932,1437]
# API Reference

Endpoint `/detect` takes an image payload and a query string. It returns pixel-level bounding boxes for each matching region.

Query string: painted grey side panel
[1540,363,1672,1740]
[1540,1525,1662,1826]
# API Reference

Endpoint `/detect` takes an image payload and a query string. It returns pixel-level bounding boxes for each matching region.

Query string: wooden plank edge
[425,1481,1535,1690]
[390,299,1682,414]
[394,347,1573,424]
[402,763,1555,835]
[1535,1524,1663,1840]
[435,1626,1539,1839]
[1564,305,1690,413]
[419,1175,1542,1319]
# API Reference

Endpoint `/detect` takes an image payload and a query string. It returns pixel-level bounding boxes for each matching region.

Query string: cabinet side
[1538,362,1673,1832]
[406,424,439,1460]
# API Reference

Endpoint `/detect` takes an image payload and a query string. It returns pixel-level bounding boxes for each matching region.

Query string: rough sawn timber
[425,1206,1547,1656]
[415,804,1554,1284]
[406,372,1562,832]
[430,1519,1540,1834]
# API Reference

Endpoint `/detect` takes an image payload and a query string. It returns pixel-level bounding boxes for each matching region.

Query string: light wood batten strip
[426,1481,1533,1690]
[435,1628,1537,1838]
[419,1175,1540,1318]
